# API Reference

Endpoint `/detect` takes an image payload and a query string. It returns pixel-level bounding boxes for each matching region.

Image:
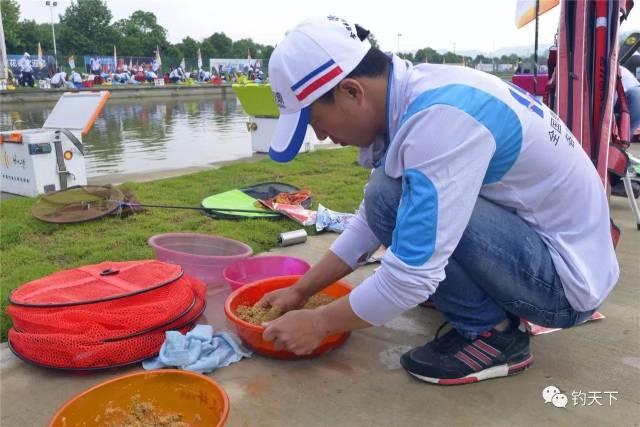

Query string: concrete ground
[2,158,639,426]
[1,197,638,426]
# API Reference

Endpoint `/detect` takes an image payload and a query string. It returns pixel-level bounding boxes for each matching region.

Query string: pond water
[0,95,252,177]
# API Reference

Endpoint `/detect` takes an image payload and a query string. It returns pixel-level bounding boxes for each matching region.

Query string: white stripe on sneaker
[407,356,534,386]
[408,363,509,385]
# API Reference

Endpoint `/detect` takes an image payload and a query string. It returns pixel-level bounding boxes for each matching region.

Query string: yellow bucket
[49,369,229,426]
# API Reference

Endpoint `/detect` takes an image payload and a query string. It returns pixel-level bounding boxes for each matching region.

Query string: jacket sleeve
[349,106,499,325]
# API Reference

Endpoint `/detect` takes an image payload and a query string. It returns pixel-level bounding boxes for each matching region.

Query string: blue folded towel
[143,325,252,373]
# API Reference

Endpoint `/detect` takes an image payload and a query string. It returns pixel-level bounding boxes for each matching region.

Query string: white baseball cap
[268,16,371,162]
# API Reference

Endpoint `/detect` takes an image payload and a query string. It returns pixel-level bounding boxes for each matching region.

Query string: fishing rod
[119,201,280,215]
[37,196,276,214]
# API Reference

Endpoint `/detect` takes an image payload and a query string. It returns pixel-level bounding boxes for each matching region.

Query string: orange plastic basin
[224,275,352,359]
[49,369,229,426]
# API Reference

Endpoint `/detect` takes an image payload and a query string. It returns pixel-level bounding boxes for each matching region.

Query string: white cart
[1,91,110,197]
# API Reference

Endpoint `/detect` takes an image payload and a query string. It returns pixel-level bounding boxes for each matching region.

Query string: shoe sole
[407,355,534,385]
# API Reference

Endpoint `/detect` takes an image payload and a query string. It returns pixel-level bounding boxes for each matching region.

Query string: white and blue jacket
[331,56,619,326]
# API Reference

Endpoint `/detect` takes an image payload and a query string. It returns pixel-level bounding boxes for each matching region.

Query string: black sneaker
[400,322,533,385]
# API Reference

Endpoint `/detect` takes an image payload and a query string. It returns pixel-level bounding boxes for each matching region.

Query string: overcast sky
[16,0,640,54]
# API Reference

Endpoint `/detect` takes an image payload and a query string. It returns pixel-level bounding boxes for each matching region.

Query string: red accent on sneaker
[454,351,482,371]
[473,340,501,357]
[464,345,492,365]
[438,376,479,385]
[480,331,492,338]
[507,355,534,374]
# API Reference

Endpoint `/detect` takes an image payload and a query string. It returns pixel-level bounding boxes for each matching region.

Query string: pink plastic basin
[223,255,311,291]
[148,233,253,286]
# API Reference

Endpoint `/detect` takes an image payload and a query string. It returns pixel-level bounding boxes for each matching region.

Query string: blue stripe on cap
[400,84,523,184]
[291,60,336,91]
[269,106,310,163]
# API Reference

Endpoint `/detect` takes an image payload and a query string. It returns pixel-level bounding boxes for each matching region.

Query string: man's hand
[254,250,353,315]
[254,286,308,314]
[261,297,373,356]
[262,308,326,356]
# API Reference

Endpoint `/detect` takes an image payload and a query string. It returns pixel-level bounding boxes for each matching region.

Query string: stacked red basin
[7,260,206,370]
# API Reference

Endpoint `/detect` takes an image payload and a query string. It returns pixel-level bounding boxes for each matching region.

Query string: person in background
[90,56,101,75]
[625,52,640,80]
[211,72,223,85]
[152,58,160,75]
[621,66,640,135]
[515,59,523,74]
[93,72,104,85]
[169,66,183,83]
[47,60,56,79]
[70,70,83,88]
[50,71,73,89]
[199,70,211,82]
[18,52,35,87]
[133,66,145,82]
[145,70,158,82]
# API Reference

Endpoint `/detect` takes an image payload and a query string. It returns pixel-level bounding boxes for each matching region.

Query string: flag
[36,42,44,68]
[197,48,203,70]
[113,45,117,71]
[68,55,75,70]
[155,45,162,66]
[515,0,559,28]
[180,57,186,70]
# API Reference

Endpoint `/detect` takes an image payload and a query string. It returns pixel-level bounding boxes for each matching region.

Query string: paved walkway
[2,144,639,426]
[2,193,639,426]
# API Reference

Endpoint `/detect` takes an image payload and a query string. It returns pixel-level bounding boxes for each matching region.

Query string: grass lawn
[0,147,369,342]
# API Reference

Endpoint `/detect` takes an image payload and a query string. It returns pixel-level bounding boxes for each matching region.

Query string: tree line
[399,48,547,67]
[2,0,275,61]
[2,0,546,67]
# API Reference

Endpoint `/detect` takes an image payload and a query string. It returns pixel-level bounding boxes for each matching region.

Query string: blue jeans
[626,86,640,134]
[364,166,595,339]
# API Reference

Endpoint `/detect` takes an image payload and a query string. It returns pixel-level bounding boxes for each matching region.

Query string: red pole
[592,0,608,161]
